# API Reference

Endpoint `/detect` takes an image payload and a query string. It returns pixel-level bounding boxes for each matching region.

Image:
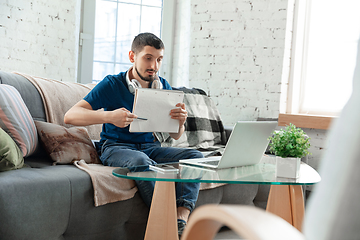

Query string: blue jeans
[99,140,203,212]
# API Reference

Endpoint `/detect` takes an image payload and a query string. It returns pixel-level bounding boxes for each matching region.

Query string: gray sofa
[0,71,270,240]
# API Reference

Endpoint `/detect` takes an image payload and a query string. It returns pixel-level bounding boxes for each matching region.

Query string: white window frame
[285,0,310,116]
[279,0,356,129]
[77,0,175,84]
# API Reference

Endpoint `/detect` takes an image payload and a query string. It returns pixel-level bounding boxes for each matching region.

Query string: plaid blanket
[154,88,226,152]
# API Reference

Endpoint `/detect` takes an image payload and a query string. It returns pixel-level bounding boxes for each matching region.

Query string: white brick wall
[0,0,81,82]
[189,0,288,125]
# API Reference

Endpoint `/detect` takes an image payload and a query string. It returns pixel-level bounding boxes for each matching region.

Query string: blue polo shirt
[84,71,172,144]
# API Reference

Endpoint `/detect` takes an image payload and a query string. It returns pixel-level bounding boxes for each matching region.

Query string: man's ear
[129,51,135,63]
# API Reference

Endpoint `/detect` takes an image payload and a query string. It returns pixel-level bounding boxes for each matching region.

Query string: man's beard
[135,66,155,82]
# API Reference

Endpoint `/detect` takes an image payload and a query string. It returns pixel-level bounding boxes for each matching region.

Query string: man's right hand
[110,108,137,128]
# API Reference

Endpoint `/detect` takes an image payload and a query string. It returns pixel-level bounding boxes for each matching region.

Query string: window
[282,0,360,128]
[78,0,175,84]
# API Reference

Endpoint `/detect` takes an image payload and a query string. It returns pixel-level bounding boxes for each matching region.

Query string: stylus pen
[136,117,148,121]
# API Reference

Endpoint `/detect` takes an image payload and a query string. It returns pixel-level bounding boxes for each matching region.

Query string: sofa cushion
[35,121,100,164]
[0,84,38,157]
[0,128,24,171]
[0,166,72,240]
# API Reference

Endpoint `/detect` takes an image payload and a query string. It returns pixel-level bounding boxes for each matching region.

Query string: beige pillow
[35,121,100,164]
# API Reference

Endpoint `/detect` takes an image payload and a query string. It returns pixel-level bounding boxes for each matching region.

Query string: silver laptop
[179,121,277,169]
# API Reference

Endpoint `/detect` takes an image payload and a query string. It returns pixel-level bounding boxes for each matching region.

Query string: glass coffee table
[113,158,320,240]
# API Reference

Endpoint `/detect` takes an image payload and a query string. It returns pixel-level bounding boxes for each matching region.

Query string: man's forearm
[64,106,109,126]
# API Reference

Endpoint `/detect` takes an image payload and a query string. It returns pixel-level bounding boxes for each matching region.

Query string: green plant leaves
[268,123,311,158]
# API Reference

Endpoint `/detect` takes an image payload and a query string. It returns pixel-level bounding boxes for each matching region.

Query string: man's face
[130,45,164,82]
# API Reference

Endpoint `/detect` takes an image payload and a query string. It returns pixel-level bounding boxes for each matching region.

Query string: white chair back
[304,37,360,240]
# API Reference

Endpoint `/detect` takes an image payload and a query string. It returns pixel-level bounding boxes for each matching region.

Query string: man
[64,32,202,236]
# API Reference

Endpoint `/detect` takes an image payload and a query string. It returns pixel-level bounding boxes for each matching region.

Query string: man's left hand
[170,103,187,127]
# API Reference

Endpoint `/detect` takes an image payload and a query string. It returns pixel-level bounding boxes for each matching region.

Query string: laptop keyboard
[200,160,220,166]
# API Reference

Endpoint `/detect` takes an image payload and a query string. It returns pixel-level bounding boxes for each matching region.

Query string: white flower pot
[276,156,301,178]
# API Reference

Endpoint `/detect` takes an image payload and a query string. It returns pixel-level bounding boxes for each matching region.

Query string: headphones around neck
[126,71,163,94]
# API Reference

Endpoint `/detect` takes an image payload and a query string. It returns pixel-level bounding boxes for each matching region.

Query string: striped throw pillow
[0,84,38,157]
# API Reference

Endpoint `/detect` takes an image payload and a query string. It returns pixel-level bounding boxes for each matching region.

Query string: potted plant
[268,123,311,178]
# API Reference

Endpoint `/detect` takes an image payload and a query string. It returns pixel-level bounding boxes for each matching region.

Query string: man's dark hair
[131,32,164,53]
